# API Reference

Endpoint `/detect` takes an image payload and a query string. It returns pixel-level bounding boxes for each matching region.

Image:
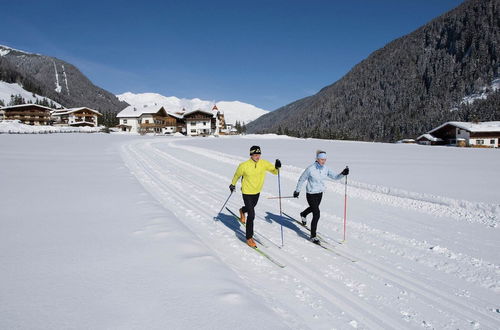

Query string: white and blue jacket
[295,162,344,194]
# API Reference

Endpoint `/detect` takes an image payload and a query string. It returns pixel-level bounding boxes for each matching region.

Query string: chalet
[416,134,444,145]
[116,105,184,134]
[0,104,52,125]
[425,121,500,148]
[183,109,215,136]
[52,107,102,127]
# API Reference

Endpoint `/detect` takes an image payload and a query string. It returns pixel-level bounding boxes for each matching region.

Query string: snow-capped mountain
[117,92,268,125]
[0,44,128,124]
[0,81,61,107]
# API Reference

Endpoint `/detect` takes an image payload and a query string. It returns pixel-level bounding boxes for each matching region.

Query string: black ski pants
[300,192,323,238]
[242,193,260,239]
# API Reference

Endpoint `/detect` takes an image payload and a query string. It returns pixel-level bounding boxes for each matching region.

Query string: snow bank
[0,120,101,134]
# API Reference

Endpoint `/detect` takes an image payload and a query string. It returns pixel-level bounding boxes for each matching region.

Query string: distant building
[184,109,215,136]
[416,134,444,145]
[116,104,228,136]
[0,104,52,125]
[116,105,184,134]
[52,107,102,127]
[421,121,500,148]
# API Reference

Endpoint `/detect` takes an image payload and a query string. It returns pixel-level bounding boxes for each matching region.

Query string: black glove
[293,191,300,198]
[341,167,349,176]
[275,159,281,169]
[229,184,235,192]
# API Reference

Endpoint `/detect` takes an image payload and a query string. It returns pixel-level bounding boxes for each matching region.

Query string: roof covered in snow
[416,134,443,142]
[117,105,168,118]
[429,121,500,134]
[52,107,102,116]
[0,103,55,111]
[183,109,215,117]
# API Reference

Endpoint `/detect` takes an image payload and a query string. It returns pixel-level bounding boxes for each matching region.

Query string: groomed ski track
[121,138,499,330]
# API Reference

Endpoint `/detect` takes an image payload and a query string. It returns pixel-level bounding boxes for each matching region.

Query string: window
[191,129,196,133]
[203,122,207,126]
[123,119,127,124]
[476,140,484,145]
[145,120,149,124]
[457,129,461,134]
[490,139,495,144]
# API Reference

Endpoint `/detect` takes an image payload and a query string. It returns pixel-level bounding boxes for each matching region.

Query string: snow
[429,121,500,134]
[416,134,443,142]
[0,81,62,107]
[116,105,168,118]
[1,134,499,329]
[62,64,70,95]
[117,92,268,124]
[53,107,102,116]
[461,78,500,105]
[53,61,62,93]
[0,120,101,133]
[0,44,34,56]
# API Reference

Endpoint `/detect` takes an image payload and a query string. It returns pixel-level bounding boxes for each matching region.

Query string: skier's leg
[243,194,259,239]
[309,193,323,238]
[301,194,314,218]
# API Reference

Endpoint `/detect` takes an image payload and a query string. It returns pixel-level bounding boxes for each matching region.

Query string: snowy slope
[0,81,62,107]
[1,134,499,329]
[117,92,268,125]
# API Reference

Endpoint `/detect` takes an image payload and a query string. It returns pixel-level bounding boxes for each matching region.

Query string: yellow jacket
[231,158,278,195]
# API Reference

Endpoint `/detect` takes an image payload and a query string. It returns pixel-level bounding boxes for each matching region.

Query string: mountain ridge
[247,0,500,141]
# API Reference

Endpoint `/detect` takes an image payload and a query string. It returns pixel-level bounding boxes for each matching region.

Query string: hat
[250,145,261,155]
[316,150,327,159]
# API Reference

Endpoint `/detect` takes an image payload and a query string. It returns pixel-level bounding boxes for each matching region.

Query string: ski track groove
[122,141,404,329]
[155,141,500,329]
[163,139,499,294]
[122,139,500,329]
[168,141,499,228]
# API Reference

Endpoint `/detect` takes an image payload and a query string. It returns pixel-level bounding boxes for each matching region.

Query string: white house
[116,105,181,134]
[183,109,215,136]
[52,107,102,127]
[425,121,500,148]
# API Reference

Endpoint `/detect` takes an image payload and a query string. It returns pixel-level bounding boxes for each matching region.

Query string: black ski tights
[300,192,323,238]
[242,193,260,239]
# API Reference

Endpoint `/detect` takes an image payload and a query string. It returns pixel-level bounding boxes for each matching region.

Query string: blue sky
[1,0,464,110]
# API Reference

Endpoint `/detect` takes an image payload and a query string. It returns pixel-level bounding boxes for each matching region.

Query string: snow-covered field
[1,134,499,329]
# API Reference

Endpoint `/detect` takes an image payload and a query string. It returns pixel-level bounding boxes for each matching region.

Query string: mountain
[117,92,268,125]
[0,45,128,125]
[0,81,62,108]
[247,0,500,142]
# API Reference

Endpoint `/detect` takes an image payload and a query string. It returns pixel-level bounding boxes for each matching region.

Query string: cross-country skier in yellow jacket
[229,145,281,248]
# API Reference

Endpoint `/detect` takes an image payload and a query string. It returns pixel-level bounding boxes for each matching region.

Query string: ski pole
[343,167,348,241]
[214,191,233,221]
[278,168,284,247]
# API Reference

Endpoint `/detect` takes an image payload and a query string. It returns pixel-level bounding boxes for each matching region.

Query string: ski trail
[121,139,500,329]
[159,139,500,294]
[146,140,500,324]
[167,140,499,228]
[122,140,408,329]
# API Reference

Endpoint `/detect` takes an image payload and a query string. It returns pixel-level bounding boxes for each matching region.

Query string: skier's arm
[327,168,344,180]
[295,167,310,192]
[266,160,279,175]
[231,164,244,185]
